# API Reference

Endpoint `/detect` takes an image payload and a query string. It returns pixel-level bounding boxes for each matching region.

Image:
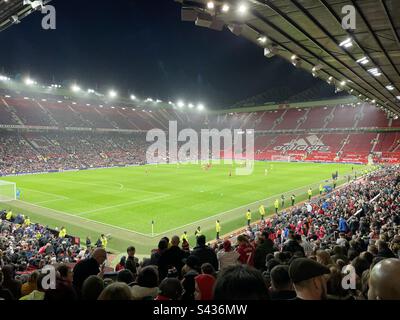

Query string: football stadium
[0,0,400,305]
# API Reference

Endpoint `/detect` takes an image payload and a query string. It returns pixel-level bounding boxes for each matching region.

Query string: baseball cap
[289,258,330,283]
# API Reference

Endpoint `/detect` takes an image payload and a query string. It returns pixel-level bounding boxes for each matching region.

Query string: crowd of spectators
[1,166,400,300]
[0,132,147,175]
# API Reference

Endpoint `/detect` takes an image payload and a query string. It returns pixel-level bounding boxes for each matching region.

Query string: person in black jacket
[254,233,275,271]
[191,235,218,271]
[282,233,305,257]
[72,248,107,295]
[125,246,139,277]
[157,236,188,280]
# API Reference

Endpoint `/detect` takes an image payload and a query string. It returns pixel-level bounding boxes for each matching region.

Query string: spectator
[236,235,255,266]
[368,258,400,300]
[253,233,275,271]
[125,246,139,276]
[289,258,330,300]
[131,266,159,300]
[0,270,14,300]
[195,274,215,300]
[155,278,183,300]
[45,264,76,301]
[149,239,168,266]
[214,264,269,300]
[81,275,104,301]
[1,265,21,299]
[117,269,135,285]
[269,265,296,300]
[21,271,39,296]
[115,256,126,272]
[98,282,132,300]
[73,248,107,294]
[192,235,218,271]
[158,235,187,280]
[20,273,47,300]
[217,240,240,270]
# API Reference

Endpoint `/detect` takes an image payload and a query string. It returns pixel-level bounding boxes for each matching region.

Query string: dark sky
[1,0,332,108]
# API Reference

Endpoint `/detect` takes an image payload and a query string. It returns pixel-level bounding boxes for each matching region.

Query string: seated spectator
[368,258,400,300]
[98,282,132,300]
[289,258,330,300]
[20,273,47,300]
[316,250,334,266]
[282,232,305,256]
[21,271,39,296]
[1,265,21,299]
[81,275,104,301]
[131,266,159,300]
[0,270,14,300]
[195,273,215,300]
[376,240,396,259]
[269,265,296,300]
[214,264,269,300]
[217,240,239,270]
[116,269,135,285]
[155,278,183,301]
[192,235,218,271]
[45,264,77,301]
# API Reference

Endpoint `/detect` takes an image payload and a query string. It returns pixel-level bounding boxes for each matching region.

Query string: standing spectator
[73,248,107,295]
[45,264,77,301]
[0,271,14,300]
[20,273,47,300]
[150,239,168,266]
[254,233,275,271]
[155,278,183,301]
[192,235,218,271]
[130,266,159,300]
[115,256,126,272]
[217,240,240,270]
[21,271,39,296]
[158,235,187,280]
[81,275,104,301]
[98,282,132,300]
[194,274,215,300]
[236,235,255,267]
[125,246,139,277]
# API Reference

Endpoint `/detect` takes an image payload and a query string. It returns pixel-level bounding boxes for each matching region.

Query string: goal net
[271,155,292,162]
[0,180,16,202]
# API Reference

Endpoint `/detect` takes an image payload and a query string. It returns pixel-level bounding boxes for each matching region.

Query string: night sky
[1,0,333,108]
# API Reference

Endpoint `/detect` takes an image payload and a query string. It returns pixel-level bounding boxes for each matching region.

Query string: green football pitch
[1,162,366,254]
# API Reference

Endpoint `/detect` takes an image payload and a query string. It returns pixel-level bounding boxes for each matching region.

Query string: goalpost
[0,180,17,202]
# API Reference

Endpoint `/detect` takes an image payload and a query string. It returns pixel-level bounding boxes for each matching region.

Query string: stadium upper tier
[0,90,396,131]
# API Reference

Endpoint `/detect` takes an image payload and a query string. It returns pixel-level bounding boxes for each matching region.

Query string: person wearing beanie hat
[289,258,330,300]
[217,240,240,270]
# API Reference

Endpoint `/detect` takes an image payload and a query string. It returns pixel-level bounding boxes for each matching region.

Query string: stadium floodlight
[24,77,35,86]
[396,96,400,101]
[156,99,162,103]
[291,55,301,67]
[168,101,173,105]
[356,56,369,65]
[207,1,214,10]
[177,100,185,108]
[197,103,205,111]
[130,94,136,100]
[339,38,353,48]
[108,90,117,98]
[0,180,16,202]
[340,80,347,87]
[0,75,10,81]
[41,99,47,102]
[327,76,334,84]
[237,3,248,14]
[386,84,394,91]
[368,68,382,77]
[188,103,194,109]
[257,35,267,44]
[371,99,376,103]
[264,45,277,58]
[221,3,230,12]
[71,84,81,92]
[87,89,95,93]
[57,100,62,103]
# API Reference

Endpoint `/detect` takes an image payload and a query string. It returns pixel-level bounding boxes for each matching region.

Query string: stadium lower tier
[1,130,399,175]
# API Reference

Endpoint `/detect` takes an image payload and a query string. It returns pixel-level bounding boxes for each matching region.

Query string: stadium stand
[1,166,400,300]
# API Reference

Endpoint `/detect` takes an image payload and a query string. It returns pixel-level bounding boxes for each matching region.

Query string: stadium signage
[273,135,330,152]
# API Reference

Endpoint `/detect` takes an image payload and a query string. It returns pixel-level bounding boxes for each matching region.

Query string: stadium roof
[177,0,400,116]
[0,0,52,32]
